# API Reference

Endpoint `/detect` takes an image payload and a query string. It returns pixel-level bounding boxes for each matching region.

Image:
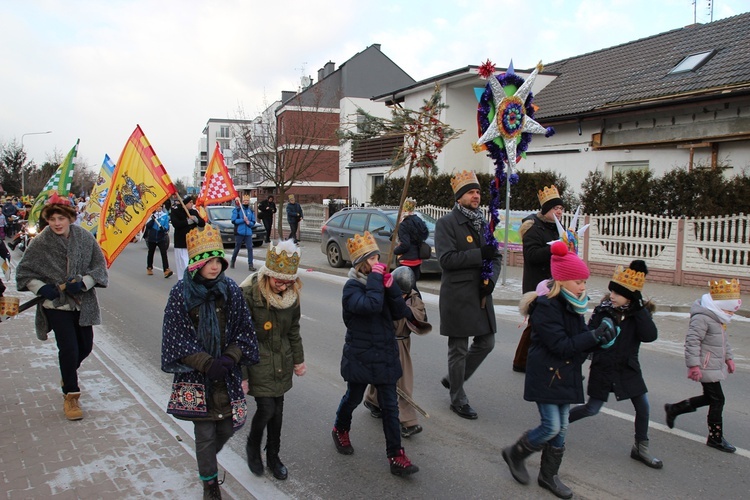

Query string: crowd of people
[7,176,742,500]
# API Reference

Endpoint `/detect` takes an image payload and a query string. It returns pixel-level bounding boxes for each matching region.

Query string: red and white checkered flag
[196,141,239,208]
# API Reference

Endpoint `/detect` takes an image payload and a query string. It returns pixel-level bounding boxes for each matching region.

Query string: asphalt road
[96,241,750,499]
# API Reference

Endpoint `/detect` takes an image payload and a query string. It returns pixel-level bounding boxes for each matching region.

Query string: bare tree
[233,86,342,236]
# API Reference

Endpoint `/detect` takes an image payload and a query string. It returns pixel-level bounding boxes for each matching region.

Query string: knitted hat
[709,278,741,312]
[450,170,481,200]
[609,260,647,301]
[261,239,300,280]
[182,195,194,205]
[538,185,564,214]
[347,231,380,265]
[41,191,77,221]
[550,240,590,281]
[186,225,228,275]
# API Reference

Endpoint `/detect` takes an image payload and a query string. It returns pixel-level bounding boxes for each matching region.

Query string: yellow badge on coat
[264,321,273,330]
[466,235,474,243]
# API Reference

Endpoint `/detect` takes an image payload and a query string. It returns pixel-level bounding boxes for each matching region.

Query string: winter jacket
[241,274,304,397]
[586,299,658,401]
[286,202,303,223]
[146,211,170,243]
[232,204,256,237]
[684,300,734,383]
[170,207,205,248]
[524,294,600,404]
[520,213,558,293]
[435,206,502,337]
[340,271,412,384]
[161,277,259,429]
[394,214,429,261]
[257,199,277,222]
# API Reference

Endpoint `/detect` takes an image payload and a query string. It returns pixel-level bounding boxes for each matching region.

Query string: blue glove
[38,284,60,301]
[65,279,84,294]
[600,325,621,349]
[206,358,229,380]
[593,317,617,347]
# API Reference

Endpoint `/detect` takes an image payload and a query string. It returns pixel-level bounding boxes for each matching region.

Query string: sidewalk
[0,291,249,499]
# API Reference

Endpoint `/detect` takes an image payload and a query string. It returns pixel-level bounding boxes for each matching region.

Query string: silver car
[320,207,441,274]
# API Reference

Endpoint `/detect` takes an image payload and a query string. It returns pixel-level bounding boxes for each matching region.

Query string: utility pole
[20,131,52,196]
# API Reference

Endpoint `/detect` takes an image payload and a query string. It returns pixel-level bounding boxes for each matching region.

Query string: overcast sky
[1,0,746,185]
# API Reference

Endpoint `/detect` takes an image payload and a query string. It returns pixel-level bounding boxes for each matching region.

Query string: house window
[669,50,715,74]
[217,139,230,151]
[217,126,231,138]
[372,174,384,190]
[608,161,649,177]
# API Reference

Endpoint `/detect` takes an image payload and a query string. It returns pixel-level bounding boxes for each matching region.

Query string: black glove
[65,279,84,295]
[206,358,229,380]
[593,317,616,345]
[218,355,235,369]
[631,297,645,311]
[480,280,495,297]
[38,284,60,301]
[480,244,496,260]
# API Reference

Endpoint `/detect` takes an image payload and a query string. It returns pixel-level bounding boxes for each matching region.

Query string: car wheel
[253,241,263,247]
[327,242,345,268]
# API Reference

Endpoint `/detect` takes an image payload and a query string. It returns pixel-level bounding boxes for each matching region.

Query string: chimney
[371,43,381,51]
[324,61,335,77]
[318,67,325,81]
[281,90,296,103]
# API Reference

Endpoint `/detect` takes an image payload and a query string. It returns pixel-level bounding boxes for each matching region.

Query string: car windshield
[386,211,437,233]
[207,207,234,220]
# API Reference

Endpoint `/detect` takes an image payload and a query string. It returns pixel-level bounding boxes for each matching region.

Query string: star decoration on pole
[474,61,552,171]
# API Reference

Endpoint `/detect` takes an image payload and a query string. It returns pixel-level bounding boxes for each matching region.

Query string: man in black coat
[170,195,205,280]
[512,185,564,372]
[257,195,276,243]
[435,171,502,420]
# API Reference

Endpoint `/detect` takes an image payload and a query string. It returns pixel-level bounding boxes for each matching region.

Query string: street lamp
[20,131,52,196]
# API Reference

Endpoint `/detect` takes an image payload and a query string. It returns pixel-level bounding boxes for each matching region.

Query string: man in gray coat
[435,170,502,419]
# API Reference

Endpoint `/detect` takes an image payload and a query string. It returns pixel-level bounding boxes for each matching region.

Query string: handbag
[419,241,432,260]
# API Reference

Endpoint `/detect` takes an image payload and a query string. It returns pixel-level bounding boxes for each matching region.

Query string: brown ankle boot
[64,392,83,420]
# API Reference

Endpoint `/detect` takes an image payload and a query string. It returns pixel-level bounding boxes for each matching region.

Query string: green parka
[240,274,304,397]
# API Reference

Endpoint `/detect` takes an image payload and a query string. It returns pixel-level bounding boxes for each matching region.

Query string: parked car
[320,207,441,274]
[204,205,266,247]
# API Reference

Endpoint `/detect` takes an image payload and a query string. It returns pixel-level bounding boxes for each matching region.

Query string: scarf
[561,287,589,315]
[700,293,733,325]
[257,268,298,310]
[182,271,229,358]
[456,202,484,234]
[347,267,368,285]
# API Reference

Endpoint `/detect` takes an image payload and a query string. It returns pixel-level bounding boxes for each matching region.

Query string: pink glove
[371,262,386,275]
[727,359,736,374]
[687,366,702,381]
[383,273,393,288]
[294,362,307,376]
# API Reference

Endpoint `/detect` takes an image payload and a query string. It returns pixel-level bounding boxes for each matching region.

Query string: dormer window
[669,50,716,74]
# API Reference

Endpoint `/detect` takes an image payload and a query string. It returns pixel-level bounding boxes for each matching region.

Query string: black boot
[538,444,573,499]
[266,451,288,480]
[707,421,736,453]
[266,409,288,480]
[502,432,542,485]
[202,478,222,500]
[664,400,694,429]
[630,439,663,469]
[245,437,264,476]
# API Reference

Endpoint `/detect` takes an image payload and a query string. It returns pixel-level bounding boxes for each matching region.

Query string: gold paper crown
[537,185,561,206]
[403,197,416,213]
[347,231,379,264]
[709,279,741,300]
[187,225,224,262]
[611,265,646,292]
[450,170,479,195]
[264,241,301,279]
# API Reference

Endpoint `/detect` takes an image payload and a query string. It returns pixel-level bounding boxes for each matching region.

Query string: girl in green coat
[240,239,305,480]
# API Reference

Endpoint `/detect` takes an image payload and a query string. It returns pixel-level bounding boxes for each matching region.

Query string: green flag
[27,139,79,227]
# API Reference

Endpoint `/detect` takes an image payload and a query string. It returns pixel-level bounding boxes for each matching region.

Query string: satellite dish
[301,76,312,88]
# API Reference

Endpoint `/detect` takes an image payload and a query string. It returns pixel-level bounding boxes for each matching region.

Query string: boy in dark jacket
[393,198,429,288]
[569,260,663,469]
[331,231,420,476]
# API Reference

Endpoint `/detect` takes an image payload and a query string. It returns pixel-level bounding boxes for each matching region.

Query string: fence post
[675,218,685,286]
[582,214,591,267]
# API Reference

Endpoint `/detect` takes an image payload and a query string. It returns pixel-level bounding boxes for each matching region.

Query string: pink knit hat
[550,241,590,281]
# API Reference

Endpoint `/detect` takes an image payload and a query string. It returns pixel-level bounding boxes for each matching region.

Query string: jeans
[569,393,651,441]
[194,418,234,481]
[230,234,254,267]
[44,309,93,394]
[146,238,170,269]
[447,333,495,406]
[690,381,725,423]
[527,403,569,448]
[335,381,401,457]
[287,218,300,242]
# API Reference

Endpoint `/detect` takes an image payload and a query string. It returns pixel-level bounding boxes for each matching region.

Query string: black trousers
[260,217,273,241]
[44,309,93,394]
[146,238,170,269]
[248,396,285,454]
[287,218,300,242]
[690,381,726,423]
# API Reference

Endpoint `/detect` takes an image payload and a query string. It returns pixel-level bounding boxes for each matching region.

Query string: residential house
[195,118,256,190]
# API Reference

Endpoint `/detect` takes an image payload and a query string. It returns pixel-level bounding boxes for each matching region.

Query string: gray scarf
[456,202,484,234]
